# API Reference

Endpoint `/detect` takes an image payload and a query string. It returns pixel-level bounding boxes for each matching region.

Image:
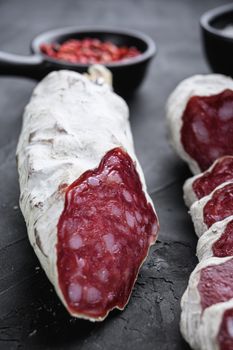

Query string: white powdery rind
[166,74,233,174]
[16,70,158,321]
[183,176,199,208]
[197,215,233,261]
[190,180,233,237]
[183,156,233,208]
[180,256,232,350]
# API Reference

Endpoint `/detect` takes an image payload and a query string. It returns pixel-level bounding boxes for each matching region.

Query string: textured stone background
[0,0,227,349]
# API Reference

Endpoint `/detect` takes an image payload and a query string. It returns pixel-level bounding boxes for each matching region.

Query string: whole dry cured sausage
[166,75,233,174]
[17,68,159,321]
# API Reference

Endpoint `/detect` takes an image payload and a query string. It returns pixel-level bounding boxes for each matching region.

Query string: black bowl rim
[31,26,157,68]
[200,3,233,42]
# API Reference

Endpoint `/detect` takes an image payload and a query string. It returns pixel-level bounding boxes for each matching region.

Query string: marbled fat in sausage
[198,258,233,311]
[203,183,233,229]
[57,147,158,319]
[181,90,233,172]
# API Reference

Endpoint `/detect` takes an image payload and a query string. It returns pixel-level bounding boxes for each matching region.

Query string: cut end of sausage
[218,307,233,350]
[198,258,233,312]
[203,183,233,229]
[192,156,233,202]
[212,220,233,258]
[56,147,159,321]
[181,89,233,172]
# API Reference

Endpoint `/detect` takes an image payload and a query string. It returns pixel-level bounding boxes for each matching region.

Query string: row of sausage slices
[166,74,233,350]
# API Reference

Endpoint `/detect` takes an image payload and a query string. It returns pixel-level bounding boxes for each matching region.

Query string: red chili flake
[40,38,141,64]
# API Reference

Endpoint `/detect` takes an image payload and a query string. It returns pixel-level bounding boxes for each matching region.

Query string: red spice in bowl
[40,38,141,64]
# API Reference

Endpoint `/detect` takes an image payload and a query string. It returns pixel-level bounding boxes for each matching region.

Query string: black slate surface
[0,0,228,349]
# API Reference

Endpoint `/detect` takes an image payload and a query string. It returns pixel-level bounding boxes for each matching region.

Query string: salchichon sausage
[166,75,233,349]
[166,75,233,174]
[17,69,159,321]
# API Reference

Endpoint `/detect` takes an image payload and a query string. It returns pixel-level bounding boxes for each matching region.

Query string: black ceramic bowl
[0,27,156,96]
[200,4,233,77]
